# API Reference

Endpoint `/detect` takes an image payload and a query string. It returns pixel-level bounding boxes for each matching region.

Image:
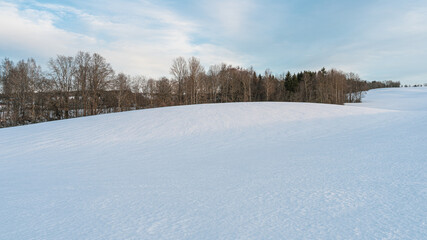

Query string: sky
[0,0,426,84]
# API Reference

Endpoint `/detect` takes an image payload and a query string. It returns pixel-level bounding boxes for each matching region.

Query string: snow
[1,88,426,239]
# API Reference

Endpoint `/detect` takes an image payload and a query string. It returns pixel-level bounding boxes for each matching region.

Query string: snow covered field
[1,87,426,239]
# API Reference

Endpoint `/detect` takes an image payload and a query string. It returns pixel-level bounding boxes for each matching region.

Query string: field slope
[1,88,426,239]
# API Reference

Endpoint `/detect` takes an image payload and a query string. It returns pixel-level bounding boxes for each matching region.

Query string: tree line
[0,52,400,128]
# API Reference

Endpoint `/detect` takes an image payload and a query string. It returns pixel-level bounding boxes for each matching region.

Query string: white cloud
[3,0,425,84]
[0,0,246,77]
[0,2,97,58]
[201,0,257,37]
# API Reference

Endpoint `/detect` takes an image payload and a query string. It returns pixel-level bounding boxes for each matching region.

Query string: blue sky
[0,0,426,84]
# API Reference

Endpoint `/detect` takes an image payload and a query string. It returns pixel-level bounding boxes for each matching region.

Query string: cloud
[1,0,426,84]
[200,0,257,37]
[0,2,97,58]
[0,0,246,77]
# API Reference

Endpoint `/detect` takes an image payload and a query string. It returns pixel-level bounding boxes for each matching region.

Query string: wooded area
[0,52,400,128]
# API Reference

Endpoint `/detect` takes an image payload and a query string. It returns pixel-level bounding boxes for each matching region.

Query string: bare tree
[218,63,231,103]
[0,58,43,125]
[170,57,188,105]
[0,58,14,126]
[155,77,172,106]
[74,52,91,116]
[207,64,221,103]
[49,55,75,119]
[131,75,147,109]
[26,58,43,122]
[187,57,204,104]
[88,53,114,115]
[265,69,274,101]
[146,78,156,107]
[113,73,131,112]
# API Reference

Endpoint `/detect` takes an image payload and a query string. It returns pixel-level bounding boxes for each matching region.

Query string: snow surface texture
[1,88,426,239]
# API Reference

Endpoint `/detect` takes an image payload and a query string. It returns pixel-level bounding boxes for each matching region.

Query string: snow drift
[1,88,426,239]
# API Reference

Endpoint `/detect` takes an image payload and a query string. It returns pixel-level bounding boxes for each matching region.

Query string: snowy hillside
[1,88,426,239]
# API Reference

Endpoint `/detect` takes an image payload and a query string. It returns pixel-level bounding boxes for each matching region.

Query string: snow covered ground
[1,87,426,239]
